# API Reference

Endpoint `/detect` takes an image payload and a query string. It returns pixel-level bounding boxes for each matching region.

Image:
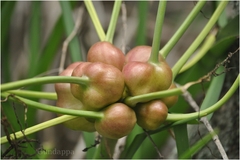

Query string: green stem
[124,88,182,107]
[160,1,207,58]
[105,0,122,43]
[84,0,106,41]
[2,75,237,145]
[6,90,57,100]
[0,115,78,144]
[148,1,167,64]
[167,74,239,121]
[1,92,104,119]
[1,76,89,92]
[179,29,217,74]
[172,1,228,79]
[136,1,148,45]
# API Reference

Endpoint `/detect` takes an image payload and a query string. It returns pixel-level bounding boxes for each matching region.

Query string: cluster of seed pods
[55,42,178,139]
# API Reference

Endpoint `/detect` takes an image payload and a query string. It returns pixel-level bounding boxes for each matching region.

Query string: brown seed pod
[87,41,125,70]
[95,103,137,139]
[55,62,95,132]
[123,45,172,96]
[125,45,167,64]
[135,100,168,130]
[122,61,172,96]
[71,62,125,111]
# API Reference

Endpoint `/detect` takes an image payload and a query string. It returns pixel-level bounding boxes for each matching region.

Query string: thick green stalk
[1,76,89,92]
[124,88,182,107]
[105,0,122,43]
[84,0,105,41]
[148,1,167,64]
[7,90,57,100]
[172,1,228,79]
[136,1,148,45]
[179,29,217,73]
[167,74,239,121]
[160,1,206,58]
[1,92,103,119]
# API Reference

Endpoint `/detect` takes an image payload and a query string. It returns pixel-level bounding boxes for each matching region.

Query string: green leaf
[180,129,219,159]
[200,67,226,120]
[1,1,16,47]
[124,132,147,159]
[28,1,41,77]
[82,132,96,159]
[173,123,190,159]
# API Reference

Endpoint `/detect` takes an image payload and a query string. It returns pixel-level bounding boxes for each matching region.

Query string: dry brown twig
[59,6,84,74]
[178,86,228,159]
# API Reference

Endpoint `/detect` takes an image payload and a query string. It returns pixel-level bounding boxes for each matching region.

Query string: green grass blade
[200,67,226,120]
[1,1,16,47]
[82,132,96,159]
[173,123,190,159]
[124,133,147,159]
[1,1,16,83]
[105,0,122,43]
[60,1,82,62]
[37,17,64,75]
[28,1,41,77]
[180,129,219,159]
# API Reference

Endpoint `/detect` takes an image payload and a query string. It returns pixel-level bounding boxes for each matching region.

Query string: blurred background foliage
[1,1,239,159]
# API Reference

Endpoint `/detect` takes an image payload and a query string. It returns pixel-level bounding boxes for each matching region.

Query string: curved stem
[1,75,237,145]
[172,1,228,79]
[84,0,106,41]
[160,1,207,58]
[6,90,57,100]
[167,74,239,121]
[124,88,182,107]
[0,115,78,144]
[179,29,217,74]
[1,92,104,119]
[1,76,89,92]
[148,1,167,64]
[105,0,122,43]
